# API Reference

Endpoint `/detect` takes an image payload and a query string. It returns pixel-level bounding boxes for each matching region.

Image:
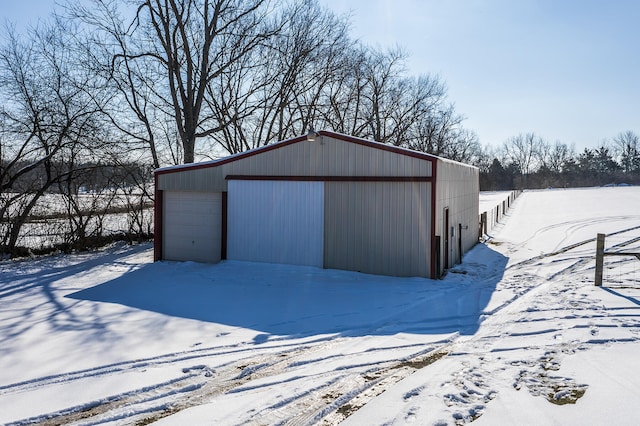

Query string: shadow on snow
[601,287,640,306]
[0,243,145,349]
[69,244,508,338]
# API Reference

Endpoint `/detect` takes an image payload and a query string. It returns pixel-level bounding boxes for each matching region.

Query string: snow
[478,190,513,213]
[1,192,153,249]
[1,186,639,425]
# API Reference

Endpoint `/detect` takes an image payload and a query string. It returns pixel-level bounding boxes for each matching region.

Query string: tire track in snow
[251,344,452,426]
[442,228,640,424]
[8,337,454,426]
[6,337,348,425]
[414,235,612,424]
[482,225,640,317]
[502,217,640,258]
[0,335,340,396]
[507,223,640,270]
[7,374,205,426]
[13,227,639,424]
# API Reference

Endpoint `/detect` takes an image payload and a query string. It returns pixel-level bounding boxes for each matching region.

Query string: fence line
[594,232,640,286]
[479,190,522,239]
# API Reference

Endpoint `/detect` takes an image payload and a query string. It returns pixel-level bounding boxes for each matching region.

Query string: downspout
[153,172,163,262]
[430,158,438,279]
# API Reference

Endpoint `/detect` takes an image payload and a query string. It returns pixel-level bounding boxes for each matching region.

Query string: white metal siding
[227,180,324,267]
[163,191,222,263]
[435,158,479,275]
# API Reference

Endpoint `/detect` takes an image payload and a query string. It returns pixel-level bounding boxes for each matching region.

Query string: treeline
[66,0,480,165]
[479,131,640,190]
[0,0,481,256]
[0,160,153,257]
[1,161,151,195]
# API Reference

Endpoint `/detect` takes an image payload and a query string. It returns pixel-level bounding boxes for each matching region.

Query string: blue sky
[3,0,639,150]
[321,0,640,150]
[1,1,57,27]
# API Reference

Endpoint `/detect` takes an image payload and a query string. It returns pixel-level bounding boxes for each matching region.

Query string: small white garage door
[163,191,222,263]
[227,180,324,267]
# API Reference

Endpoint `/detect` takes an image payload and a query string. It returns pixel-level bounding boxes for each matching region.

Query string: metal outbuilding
[154,131,479,278]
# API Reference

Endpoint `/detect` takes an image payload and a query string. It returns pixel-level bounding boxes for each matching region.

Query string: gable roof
[155,130,448,176]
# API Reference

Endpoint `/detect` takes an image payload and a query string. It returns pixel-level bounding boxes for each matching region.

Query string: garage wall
[434,158,480,275]
[324,181,432,277]
[227,180,324,267]
[163,191,222,263]
[155,132,482,278]
[222,136,433,178]
[157,135,434,193]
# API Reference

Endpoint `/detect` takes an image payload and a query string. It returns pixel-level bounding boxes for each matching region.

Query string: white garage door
[227,180,324,267]
[163,191,222,263]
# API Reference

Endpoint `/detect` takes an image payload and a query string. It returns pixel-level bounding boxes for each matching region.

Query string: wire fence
[479,190,522,239]
[595,231,640,287]
[0,191,154,258]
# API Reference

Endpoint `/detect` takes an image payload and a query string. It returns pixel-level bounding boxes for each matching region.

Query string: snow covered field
[1,192,153,250]
[1,186,639,425]
[478,190,512,213]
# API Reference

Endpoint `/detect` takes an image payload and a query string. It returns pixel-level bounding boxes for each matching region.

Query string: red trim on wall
[221,192,228,260]
[225,175,434,182]
[152,130,462,278]
[430,159,438,279]
[153,174,163,262]
[443,206,450,271]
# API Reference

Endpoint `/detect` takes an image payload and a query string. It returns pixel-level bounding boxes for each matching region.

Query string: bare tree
[140,0,283,163]
[503,133,545,187]
[69,0,474,166]
[358,47,409,142]
[0,19,107,254]
[275,1,353,143]
[73,0,285,164]
[320,46,370,137]
[444,128,483,163]
[69,0,166,168]
[613,130,640,173]
[540,140,575,174]
[203,0,352,154]
[411,103,462,156]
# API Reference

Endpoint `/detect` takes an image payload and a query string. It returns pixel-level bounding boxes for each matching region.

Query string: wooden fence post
[595,233,605,286]
[482,212,487,236]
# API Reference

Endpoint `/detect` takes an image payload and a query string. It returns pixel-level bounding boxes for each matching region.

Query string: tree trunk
[183,136,196,164]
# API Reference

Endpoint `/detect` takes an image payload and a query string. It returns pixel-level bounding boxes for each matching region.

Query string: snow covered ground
[478,190,512,213]
[1,186,639,425]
